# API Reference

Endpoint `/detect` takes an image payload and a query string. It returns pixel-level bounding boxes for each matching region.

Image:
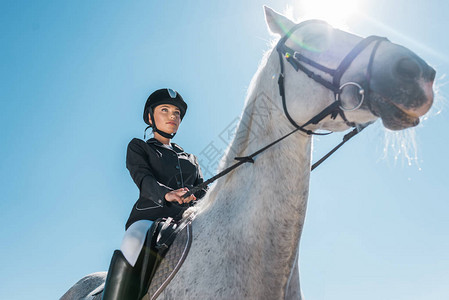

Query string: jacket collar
[146,138,184,152]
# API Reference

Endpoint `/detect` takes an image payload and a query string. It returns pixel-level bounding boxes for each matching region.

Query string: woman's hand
[164,187,196,205]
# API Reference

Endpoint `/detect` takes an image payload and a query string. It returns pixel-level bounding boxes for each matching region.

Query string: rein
[183,21,387,198]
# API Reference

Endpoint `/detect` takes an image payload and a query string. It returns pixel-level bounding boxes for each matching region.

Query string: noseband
[276,20,388,134]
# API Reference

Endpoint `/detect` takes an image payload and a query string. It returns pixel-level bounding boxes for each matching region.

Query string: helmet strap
[148,111,176,140]
[144,125,152,140]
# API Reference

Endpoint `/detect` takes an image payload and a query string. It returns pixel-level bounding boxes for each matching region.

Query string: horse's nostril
[395,57,421,80]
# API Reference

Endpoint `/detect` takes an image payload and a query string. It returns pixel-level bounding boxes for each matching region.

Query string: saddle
[144,217,193,300]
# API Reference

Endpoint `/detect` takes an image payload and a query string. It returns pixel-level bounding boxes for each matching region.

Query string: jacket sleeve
[126,138,172,207]
[192,154,208,200]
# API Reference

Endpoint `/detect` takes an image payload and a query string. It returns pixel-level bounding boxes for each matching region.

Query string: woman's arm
[126,138,173,207]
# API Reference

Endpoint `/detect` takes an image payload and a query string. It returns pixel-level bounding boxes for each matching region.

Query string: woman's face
[149,104,182,134]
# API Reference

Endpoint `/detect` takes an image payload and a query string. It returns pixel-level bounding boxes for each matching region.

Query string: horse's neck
[215,121,312,226]
[199,49,313,272]
[219,48,313,211]
[179,50,313,297]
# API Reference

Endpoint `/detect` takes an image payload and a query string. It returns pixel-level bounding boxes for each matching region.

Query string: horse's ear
[264,6,295,36]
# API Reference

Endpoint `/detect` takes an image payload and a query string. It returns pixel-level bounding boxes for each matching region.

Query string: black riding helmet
[143,88,188,139]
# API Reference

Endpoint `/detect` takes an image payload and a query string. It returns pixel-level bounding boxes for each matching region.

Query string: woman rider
[102,88,208,300]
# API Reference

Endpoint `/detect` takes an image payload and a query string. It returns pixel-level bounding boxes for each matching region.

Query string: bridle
[276,20,388,134]
[182,21,388,198]
[152,28,394,297]
[158,21,390,240]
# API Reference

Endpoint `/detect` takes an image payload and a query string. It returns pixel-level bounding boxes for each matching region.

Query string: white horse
[62,6,435,300]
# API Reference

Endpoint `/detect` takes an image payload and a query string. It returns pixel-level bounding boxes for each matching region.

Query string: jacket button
[175,165,180,170]
[158,200,162,204]
[177,181,181,185]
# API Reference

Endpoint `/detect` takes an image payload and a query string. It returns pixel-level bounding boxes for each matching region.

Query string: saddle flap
[146,221,192,300]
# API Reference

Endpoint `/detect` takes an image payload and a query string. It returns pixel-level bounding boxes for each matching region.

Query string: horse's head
[264,7,435,131]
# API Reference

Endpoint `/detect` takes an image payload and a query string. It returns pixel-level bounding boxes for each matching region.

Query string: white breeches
[120,220,154,267]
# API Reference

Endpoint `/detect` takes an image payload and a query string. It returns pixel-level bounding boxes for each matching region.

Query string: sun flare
[298,0,360,28]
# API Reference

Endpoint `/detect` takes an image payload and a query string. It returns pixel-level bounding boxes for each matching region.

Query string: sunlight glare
[299,0,360,28]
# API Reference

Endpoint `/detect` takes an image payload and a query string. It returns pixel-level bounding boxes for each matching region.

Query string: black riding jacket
[125,138,207,229]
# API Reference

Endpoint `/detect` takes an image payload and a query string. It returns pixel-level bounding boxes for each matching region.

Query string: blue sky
[1,1,448,299]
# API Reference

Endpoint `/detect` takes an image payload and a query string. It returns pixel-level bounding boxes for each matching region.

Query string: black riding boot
[102,223,162,300]
[136,223,163,299]
[102,250,140,300]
